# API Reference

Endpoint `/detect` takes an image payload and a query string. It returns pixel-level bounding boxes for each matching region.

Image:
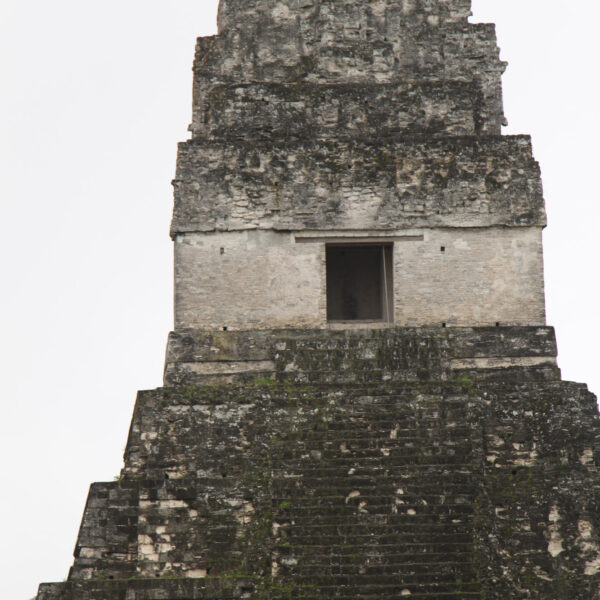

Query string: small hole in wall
[155,574,161,578]
[496,322,500,327]
[442,323,447,328]
[220,247,225,255]
[222,473,227,478]
[511,470,518,476]
[440,246,445,253]
[164,473,169,480]
[108,576,114,580]
[223,326,228,331]
[207,568,211,575]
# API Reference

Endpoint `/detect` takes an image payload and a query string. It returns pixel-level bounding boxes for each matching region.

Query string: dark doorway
[326,244,393,322]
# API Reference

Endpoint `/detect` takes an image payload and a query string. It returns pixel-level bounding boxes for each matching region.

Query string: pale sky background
[1,1,599,598]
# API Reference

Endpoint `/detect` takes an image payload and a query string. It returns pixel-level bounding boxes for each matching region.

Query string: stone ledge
[163,326,559,386]
[191,79,484,140]
[171,136,545,235]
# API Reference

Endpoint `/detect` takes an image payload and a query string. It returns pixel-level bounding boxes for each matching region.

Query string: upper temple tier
[173,0,542,240]
[170,0,548,331]
[190,0,507,141]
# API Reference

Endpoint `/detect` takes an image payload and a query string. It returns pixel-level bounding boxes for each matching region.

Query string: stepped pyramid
[37,1,600,599]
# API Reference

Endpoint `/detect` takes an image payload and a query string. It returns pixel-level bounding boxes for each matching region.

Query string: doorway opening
[326,244,393,322]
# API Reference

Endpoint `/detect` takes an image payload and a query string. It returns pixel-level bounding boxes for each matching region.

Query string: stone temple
[37,1,600,599]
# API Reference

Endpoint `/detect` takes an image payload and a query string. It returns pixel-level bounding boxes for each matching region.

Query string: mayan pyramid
[37,1,600,598]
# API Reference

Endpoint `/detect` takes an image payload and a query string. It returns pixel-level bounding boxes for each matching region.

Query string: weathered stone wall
[174,227,545,330]
[163,326,559,387]
[195,0,506,136]
[172,137,545,236]
[174,230,324,331]
[196,81,484,141]
[474,382,600,599]
[68,482,138,581]
[393,226,545,327]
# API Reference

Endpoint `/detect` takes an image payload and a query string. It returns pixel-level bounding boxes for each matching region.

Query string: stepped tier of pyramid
[37,1,600,599]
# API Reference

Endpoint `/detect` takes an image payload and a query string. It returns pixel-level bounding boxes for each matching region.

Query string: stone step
[39,576,483,600]
[290,391,472,401]
[269,368,556,385]
[274,536,478,554]
[275,538,475,551]
[272,417,474,428]
[274,436,474,449]
[275,455,475,467]
[273,504,473,524]
[272,569,479,583]
[268,580,481,596]
[270,591,481,600]
[272,465,477,479]
[272,478,476,489]
[275,539,475,552]
[272,492,474,505]
[276,353,444,365]
[275,454,474,466]
[278,592,479,599]
[274,544,475,558]
[273,562,477,578]
[274,537,477,549]
[274,512,471,524]
[273,498,474,511]
[275,372,447,384]
[273,460,473,468]
[277,565,477,578]
[273,447,474,459]
[274,513,474,526]
[271,436,473,448]
[270,431,475,443]
[272,582,481,596]
[272,431,474,443]
[273,403,473,416]
[274,531,475,544]
[159,379,571,404]
[273,478,477,493]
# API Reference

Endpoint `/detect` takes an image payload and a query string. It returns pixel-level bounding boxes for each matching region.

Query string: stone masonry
[172,0,546,331]
[37,1,600,599]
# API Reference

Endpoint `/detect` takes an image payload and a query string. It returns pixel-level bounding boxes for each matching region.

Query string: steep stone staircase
[38,329,600,600]
[268,390,482,599]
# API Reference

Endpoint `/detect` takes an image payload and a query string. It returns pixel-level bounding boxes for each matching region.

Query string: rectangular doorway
[326,244,393,322]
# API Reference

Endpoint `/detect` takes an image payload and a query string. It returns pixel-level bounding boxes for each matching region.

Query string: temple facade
[173,0,544,331]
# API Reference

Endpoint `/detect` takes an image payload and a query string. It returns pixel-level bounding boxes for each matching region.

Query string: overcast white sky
[1,2,599,599]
